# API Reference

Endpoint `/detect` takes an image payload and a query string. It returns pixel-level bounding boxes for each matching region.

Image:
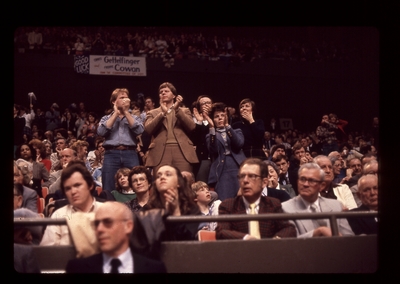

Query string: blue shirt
[97,112,144,147]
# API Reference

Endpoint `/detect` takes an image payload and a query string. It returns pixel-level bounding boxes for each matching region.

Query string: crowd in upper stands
[14,26,360,64]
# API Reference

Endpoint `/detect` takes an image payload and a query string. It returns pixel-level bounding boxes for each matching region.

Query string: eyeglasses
[94,218,128,228]
[132,177,146,184]
[237,174,261,181]
[298,177,322,186]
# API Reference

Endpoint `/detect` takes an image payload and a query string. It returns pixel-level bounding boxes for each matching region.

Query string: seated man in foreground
[346,174,378,235]
[66,201,166,273]
[40,160,104,246]
[216,158,296,240]
[282,163,354,238]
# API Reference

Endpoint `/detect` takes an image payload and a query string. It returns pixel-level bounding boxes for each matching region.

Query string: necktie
[110,258,121,273]
[310,204,327,227]
[249,203,261,239]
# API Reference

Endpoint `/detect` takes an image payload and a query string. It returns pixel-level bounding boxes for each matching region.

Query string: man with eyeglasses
[282,163,354,238]
[66,201,166,273]
[40,161,104,246]
[216,158,296,240]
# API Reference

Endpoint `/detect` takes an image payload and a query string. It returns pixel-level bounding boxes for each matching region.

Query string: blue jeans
[102,149,139,192]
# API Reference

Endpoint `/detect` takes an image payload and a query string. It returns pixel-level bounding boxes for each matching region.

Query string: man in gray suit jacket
[282,163,354,238]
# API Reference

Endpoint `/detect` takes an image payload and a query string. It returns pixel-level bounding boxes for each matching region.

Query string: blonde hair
[191,181,209,196]
[110,88,129,105]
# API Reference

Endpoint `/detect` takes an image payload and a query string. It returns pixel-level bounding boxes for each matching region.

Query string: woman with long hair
[145,165,200,241]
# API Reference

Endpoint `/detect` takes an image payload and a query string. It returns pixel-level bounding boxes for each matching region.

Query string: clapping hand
[203,112,214,128]
[173,95,183,110]
[164,188,180,216]
[193,107,203,122]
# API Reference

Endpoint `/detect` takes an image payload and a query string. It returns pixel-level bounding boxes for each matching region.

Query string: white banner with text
[74,55,147,76]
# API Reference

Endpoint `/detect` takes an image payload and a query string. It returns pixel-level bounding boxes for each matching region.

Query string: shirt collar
[103,247,133,273]
[71,196,96,213]
[299,196,320,211]
[242,196,261,210]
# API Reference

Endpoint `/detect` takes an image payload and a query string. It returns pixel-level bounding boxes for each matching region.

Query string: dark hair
[272,154,289,163]
[360,144,372,155]
[95,136,105,148]
[14,183,24,196]
[209,102,227,120]
[60,160,94,194]
[240,158,269,179]
[147,165,198,215]
[114,168,131,192]
[88,112,97,120]
[195,95,212,112]
[263,160,280,177]
[128,166,152,189]
[144,96,154,103]
[339,142,351,152]
[15,143,36,160]
[292,144,305,153]
[270,144,286,157]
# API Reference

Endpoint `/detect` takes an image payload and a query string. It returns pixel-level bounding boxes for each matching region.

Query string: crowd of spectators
[14,26,360,64]
[13,87,379,272]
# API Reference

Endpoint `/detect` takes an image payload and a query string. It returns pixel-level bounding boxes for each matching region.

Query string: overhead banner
[74,55,147,76]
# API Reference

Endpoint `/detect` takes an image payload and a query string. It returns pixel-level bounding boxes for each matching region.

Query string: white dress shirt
[103,247,134,273]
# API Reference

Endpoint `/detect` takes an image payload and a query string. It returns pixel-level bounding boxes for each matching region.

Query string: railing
[14,211,378,273]
[14,211,378,236]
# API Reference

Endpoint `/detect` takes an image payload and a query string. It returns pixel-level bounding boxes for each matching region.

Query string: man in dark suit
[347,174,378,235]
[66,201,166,273]
[216,158,296,240]
[263,131,276,151]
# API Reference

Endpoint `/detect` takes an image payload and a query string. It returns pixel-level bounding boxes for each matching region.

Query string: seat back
[198,230,216,241]
[41,187,49,200]
[36,196,45,214]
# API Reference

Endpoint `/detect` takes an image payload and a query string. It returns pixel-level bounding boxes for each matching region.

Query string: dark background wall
[14,27,379,133]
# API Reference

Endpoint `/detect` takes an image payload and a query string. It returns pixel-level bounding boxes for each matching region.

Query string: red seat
[37,196,45,214]
[198,230,216,241]
[96,186,102,196]
[42,187,49,200]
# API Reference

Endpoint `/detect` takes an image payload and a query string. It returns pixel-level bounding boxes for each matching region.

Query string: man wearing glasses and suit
[282,163,354,238]
[216,158,296,240]
[66,201,166,273]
